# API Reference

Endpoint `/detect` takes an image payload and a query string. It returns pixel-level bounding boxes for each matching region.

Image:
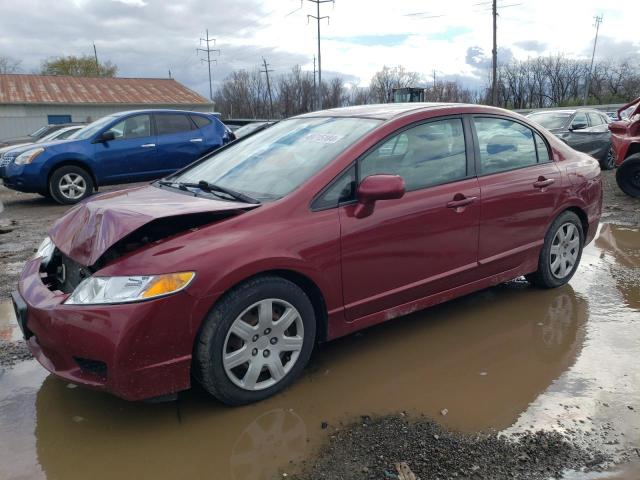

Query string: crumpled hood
[49,185,259,266]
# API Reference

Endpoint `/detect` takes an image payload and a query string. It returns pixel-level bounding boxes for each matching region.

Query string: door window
[474,117,538,174]
[312,166,356,210]
[570,112,588,130]
[359,118,467,191]
[155,114,194,135]
[191,115,212,129]
[106,115,151,140]
[587,112,604,126]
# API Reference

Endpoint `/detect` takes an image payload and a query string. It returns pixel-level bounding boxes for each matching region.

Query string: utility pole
[261,57,275,119]
[313,55,317,109]
[307,0,334,110]
[168,69,172,79]
[93,43,99,74]
[491,0,498,106]
[197,29,220,102]
[583,15,603,106]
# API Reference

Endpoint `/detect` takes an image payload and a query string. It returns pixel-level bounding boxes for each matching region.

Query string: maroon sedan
[12,103,602,404]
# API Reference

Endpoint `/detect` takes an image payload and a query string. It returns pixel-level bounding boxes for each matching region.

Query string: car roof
[296,103,464,120]
[529,108,605,116]
[110,109,220,117]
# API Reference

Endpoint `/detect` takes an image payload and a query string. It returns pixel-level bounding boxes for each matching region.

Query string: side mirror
[93,131,116,143]
[354,174,405,218]
[570,123,587,131]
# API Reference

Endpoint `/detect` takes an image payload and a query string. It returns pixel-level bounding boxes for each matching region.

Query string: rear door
[154,113,207,171]
[338,116,481,321]
[472,116,563,277]
[93,113,160,183]
[585,112,612,159]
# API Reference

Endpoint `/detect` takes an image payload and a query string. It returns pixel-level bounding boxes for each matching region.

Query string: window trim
[470,114,553,178]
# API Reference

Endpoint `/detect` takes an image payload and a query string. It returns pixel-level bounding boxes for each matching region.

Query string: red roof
[0,74,209,105]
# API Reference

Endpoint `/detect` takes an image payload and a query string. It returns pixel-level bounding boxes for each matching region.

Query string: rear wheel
[49,165,94,205]
[526,211,584,289]
[600,146,615,170]
[616,154,640,198]
[194,276,316,405]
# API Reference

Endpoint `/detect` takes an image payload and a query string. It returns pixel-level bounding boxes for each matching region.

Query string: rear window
[155,114,193,135]
[191,115,212,129]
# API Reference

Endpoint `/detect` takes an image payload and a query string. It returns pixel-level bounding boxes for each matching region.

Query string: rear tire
[49,165,94,205]
[193,275,316,405]
[526,211,584,289]
[616,154,640,198]
[600,146,615,170]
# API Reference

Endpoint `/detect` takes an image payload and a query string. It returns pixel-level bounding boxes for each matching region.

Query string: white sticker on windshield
[304,133,344,144]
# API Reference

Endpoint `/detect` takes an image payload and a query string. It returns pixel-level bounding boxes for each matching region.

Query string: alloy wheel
[549,223,580,279]
[58,173,87,200]
[223,299,304,391]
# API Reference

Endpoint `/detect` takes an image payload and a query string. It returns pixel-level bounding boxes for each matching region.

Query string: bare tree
[370,66,421,103]
[0,56,21,74]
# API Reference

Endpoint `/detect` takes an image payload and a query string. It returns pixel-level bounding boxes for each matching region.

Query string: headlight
[34,236,55,265]
[15,147,44,165]
[64,272,195,305]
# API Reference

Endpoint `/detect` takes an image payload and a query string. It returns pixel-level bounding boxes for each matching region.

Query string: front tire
[616,154,640,198]
[526,211,584,289]
[194,276,316,405]
[49,165,94,205]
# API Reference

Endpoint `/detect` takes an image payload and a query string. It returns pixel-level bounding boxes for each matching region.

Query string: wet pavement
[0,222,638,479]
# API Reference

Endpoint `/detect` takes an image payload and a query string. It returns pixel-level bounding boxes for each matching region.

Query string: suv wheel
[49,165,94,205]
[526,211,584,289]
[194,276,316,405]
[616,154,640,198]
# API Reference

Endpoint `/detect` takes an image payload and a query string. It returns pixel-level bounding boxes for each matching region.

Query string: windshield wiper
[157,180,260,204]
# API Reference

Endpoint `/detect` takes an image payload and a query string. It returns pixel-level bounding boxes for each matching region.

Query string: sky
[1,0,639,99]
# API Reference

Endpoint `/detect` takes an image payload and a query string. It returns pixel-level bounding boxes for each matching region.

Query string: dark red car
[12,103,602,404]
[609,97,640,197]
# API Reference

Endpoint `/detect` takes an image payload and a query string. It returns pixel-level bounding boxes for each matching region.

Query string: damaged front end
[40,185,260,295]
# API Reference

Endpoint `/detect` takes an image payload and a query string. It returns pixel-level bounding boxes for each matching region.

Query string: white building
[0,74,214,138]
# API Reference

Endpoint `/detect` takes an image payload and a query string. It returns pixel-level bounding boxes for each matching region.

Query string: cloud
[514,40,547,53]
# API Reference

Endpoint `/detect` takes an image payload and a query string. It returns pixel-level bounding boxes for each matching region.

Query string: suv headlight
[34,236,55,265]
[15,147,44,165]
[64,272,195,305]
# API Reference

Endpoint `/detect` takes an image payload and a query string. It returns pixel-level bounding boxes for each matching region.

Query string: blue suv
[0,109,232,204]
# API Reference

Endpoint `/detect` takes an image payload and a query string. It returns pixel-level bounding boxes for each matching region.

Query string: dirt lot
[0,172,639,480]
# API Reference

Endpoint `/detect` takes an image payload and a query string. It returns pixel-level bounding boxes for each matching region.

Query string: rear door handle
[447,196,477,209]
[141,143,156,148]
[190,138,203,143]
[533,177,555,189]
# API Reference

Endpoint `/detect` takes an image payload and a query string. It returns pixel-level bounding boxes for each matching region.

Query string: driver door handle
[141,143,156,148]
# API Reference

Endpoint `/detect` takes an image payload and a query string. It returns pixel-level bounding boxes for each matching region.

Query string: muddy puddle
[0,223,638,480]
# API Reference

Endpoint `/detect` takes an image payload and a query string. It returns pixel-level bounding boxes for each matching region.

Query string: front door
[339,117,481,321]
[93,113,160,183]
[472,115,563,276]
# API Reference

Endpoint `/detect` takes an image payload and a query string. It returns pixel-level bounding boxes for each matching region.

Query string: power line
[261,57,275,119]
[307,0,334,110]
[583,15,603,106]
[197,29,220,102]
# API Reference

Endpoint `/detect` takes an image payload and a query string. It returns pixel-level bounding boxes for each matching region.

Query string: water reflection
[31,284,587,480]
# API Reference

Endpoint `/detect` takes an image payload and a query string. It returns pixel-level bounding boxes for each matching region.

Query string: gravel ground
[294,415,614,480]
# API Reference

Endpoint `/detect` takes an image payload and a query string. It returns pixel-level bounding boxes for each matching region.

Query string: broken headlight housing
[34,236,55,266]
[64,272,195,305]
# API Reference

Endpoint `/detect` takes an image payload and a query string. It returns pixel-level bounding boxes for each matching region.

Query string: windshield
[169,117,381,201]
[68,115,117,140]
[527,112,571,129]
